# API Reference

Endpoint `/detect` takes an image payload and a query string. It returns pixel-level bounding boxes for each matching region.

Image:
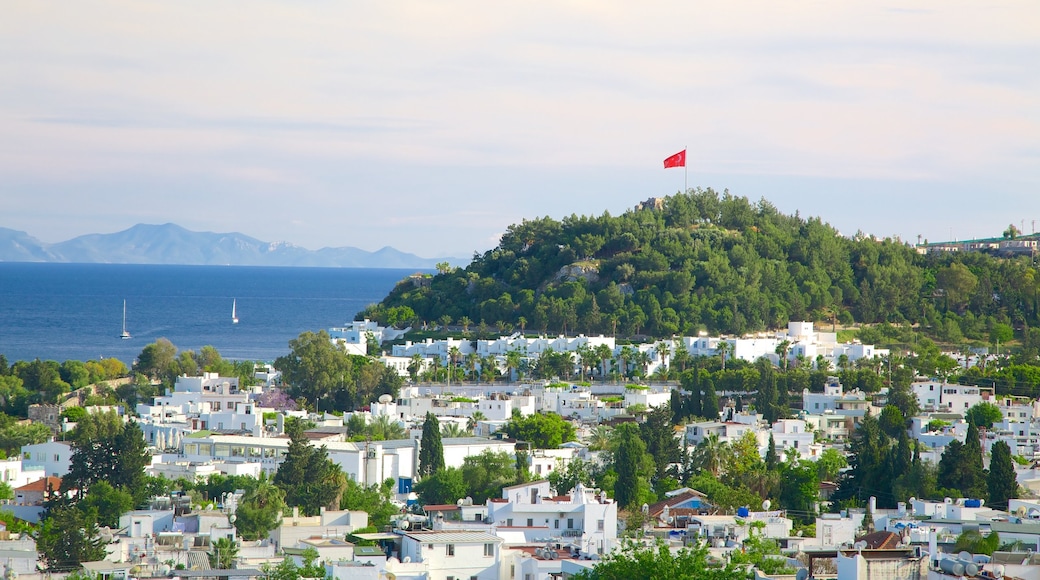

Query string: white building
[329,319,408,356]
[486,480,618,557]
[398,530,503,580]
[20,440,73,477]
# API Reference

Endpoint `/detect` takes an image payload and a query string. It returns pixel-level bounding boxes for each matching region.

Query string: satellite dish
[379,394,393,403]
[762,500,772,511]
[854,541,867,550]
[398,519,410,530]
[959,551,972,561]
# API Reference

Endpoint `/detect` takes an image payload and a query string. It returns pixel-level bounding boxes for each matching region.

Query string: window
[597,519,604,531]
[526,518,533,527]
[567,518,574,529]
[507,518,513,527]
[446,544,455,556]
[484,543,494,556]
[554,519,559,529]
[53,454,60,462]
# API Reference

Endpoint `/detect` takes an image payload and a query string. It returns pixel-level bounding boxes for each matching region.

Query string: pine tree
[419,412,445,477]
[988,440,1018,509]
[755,359,779,424]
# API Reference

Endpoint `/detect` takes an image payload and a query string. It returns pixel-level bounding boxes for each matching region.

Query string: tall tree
[988,440,1018,509]
[234,474,286,541]
[418,412,445,477]
[613,423,650,509]
[701,378,719,421]
[274,330,353,412]
[62,416,150,502]
[273,419,346,516]
[36,505,107,571]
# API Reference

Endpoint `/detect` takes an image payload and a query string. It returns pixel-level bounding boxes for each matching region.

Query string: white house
[398,530,503,580]
[20,440,73,477]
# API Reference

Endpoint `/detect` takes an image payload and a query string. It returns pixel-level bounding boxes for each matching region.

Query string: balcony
[561,529,583,538]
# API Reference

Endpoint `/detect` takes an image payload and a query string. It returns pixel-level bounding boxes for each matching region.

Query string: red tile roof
[16,476,62,493]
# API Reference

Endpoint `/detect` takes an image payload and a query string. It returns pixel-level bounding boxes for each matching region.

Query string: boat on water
[232,298,239,324]
[121,300,131,339]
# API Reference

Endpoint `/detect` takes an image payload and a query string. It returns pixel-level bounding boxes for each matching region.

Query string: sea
[0,263,422,366]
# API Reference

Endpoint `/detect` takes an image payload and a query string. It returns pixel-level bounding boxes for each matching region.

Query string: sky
[1,1,1037,258]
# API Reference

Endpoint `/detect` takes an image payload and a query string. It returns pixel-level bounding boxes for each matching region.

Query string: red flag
[663,149,686,169]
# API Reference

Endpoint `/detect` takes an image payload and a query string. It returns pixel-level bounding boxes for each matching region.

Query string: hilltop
[362,188,1040,343]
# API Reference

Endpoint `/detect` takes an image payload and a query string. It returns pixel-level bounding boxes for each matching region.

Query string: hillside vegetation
[362,189,1039,344]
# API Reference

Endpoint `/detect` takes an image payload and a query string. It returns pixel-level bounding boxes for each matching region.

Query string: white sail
[121,300,131,339]
[232,298,239,324]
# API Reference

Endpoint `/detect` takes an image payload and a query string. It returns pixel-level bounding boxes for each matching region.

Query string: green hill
[361,189,1039,343]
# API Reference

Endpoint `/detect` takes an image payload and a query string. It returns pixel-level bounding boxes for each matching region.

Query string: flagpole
[684,145,688,194]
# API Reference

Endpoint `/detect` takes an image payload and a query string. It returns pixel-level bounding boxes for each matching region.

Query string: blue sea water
[0,263,419,366]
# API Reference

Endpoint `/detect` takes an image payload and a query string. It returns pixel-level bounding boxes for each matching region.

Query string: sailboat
[121,300,132,339]
[232,298,239,324]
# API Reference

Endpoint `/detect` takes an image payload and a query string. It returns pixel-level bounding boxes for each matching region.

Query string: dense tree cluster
[362,189,1040,341]
[274,330,402,412]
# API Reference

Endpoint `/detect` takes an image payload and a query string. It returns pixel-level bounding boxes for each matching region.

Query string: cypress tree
[963,422,987,498]
[765,433,779,470]
[893,430,912,477]
[614,423,648,509]
[988,440,1018,509]
[701,378,718,421]
[419,412,445,477]
[670,389,684,425]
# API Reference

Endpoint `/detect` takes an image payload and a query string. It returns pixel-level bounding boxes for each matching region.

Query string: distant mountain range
[0,224,460,268]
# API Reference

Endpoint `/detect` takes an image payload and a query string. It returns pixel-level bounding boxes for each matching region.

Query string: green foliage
[340,478,398,529]
[0,416,52,457]
[503,411,576,449]
[988,440,1018,510]
[414,467,467,505]
[62,415,151,503]
[80,481,133,528]
[966,402,1003,428]
[548,458,598,496]
[729,533,795,575]
[259,547,325,580]
[954,530,1000,556]
[36,504,107,571]
[234,474,286,541]
[418,413,444,477]
[461,450,518,504]
[573,540,744,580]
[613,423,656,509]
[208,537,239,570]
[274,330,401,412]
[273,419,346,516]
[362,189,1040,345]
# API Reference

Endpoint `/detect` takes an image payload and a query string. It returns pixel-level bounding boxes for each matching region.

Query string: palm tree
[448,346,462,385]
[505,349,523,382]
[441,422,467,438]
[480,355,499,382]
[517,317,527,334]
[595,344,613,381]
[465,352,479,382]
[694,434,726,477]
[588,425,613,451]
[775,340,791,371]
[467,411,486,432]
[407,353,424,383]
[372,414,407,440]
[458,316,472,334]
[618,346,635,379]
[657,341,671,371]
[716,341,733,371]
[209,537,239,570]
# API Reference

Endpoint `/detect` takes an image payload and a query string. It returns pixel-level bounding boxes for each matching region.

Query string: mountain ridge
[0,224,460,269]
